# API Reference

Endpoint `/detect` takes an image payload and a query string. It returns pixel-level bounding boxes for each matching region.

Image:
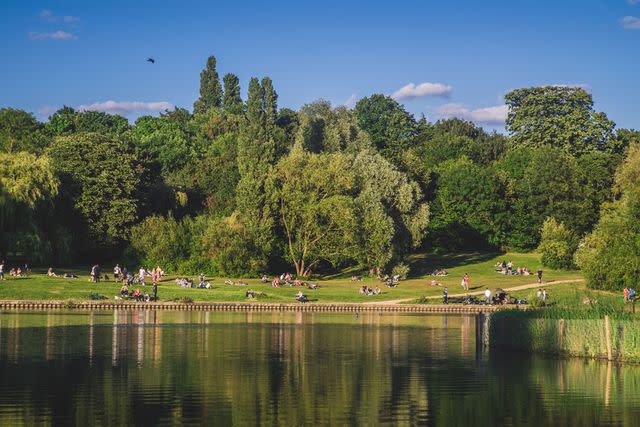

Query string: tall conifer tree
[222,73,243,114]
[261,77,278,127]
[193,56,222,114]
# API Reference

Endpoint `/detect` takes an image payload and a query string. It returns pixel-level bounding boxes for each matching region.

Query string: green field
[0,252,584,304]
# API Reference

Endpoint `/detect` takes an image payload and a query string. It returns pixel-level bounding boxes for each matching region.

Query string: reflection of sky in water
[0,310,638,426]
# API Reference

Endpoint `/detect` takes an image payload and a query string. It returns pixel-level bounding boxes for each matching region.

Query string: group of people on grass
[175,274,212,289]
[359,285,381,296]
[87,264,165,285]
[0,260,32,280]
[118,282,158,302]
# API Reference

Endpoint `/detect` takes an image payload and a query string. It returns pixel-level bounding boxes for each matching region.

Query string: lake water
[1,310,639,426]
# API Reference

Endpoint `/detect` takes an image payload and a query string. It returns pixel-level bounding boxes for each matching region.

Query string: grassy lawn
[0,252,585,304]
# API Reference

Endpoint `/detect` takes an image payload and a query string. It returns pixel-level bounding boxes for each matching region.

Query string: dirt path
[364,279,584,305]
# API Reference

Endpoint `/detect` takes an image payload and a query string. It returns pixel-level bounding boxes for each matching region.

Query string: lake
[1,310,639,426]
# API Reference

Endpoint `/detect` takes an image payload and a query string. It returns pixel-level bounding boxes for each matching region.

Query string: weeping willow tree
[0,151,59,262]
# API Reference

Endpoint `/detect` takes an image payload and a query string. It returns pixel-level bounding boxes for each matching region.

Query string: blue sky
[1,0,639,131]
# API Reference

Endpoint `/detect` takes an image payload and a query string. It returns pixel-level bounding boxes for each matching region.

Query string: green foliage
[47,133,142,245]
[505,86,616,155]
[576,144,640,291]
[0,108,49,153]
[270,149,357,276]
[194,55,222,114]
[354,94,416,162]
[129,214,192,270]
[429,156,507,249]
[261,77,278,127]
[222,73,243,114]
[391,262,410,280]
[538,217,578,269]
[0,151,58,208]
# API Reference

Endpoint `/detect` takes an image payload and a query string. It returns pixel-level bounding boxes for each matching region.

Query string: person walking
[537,268,543,284]
[443,287,448,304]
[90,264,100,283]
[464,273,469,291]
[152,282,158,302]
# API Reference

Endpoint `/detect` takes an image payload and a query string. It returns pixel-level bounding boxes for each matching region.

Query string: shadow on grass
[406,252,501,279]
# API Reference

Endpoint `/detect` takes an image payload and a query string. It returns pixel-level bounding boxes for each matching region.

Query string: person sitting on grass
[295,291,308,303]
[359,285,367,295]
[143,292,150,302]
[430,279,442,287]
[307,283,319,290]
[199,274,206,288]
[120,284,129,298]
[271,277,281,287]
[374,286,381,295]
[131,289,141,301]
[246,289,255,299]
[47,267,58,277]
[261,275,270,283]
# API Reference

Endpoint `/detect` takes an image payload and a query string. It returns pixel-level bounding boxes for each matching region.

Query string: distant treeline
[0,56,638,287]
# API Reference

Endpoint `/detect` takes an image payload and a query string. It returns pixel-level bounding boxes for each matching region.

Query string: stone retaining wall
[0,300,523,313]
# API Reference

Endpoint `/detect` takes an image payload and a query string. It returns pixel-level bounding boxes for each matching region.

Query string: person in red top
[463,273,469,291]
[623,287,629,303]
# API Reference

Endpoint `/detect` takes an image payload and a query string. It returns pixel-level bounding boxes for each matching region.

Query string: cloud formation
[437,103,508,125]
[29,31,76,40]
[621,16,640,29]
[392,82,453,100]
[40,10,79,23]
[77,101,174,115]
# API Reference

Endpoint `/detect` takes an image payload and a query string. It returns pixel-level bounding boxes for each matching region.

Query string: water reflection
[0,310,640,425]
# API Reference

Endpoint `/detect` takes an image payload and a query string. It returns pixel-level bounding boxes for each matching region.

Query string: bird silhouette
[147,57,155,64]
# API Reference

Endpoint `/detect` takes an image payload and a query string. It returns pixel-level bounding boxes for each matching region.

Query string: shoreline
[0,300,523,314]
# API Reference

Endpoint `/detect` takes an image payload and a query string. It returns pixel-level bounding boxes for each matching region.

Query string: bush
[537,217,578,269]
[391,262,410,280]
[575,144,640,291]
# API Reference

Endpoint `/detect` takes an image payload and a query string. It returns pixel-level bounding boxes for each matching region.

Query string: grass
[0,251,584,304]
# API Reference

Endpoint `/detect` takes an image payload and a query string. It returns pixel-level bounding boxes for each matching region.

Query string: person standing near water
[152,282,158,301]
[464,273,469,291]
[537,268,543,284]
[443,287,448,304]
[0,260,4,281]
[484,288,491,304]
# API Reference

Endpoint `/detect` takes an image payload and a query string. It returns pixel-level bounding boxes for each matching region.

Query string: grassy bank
[489,283,640,362]
[0,252,582,304]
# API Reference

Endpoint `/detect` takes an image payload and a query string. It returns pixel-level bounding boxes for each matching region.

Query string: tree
[45,106,76,135]
[47,133,143,245]
[246,77,264,125]
[270,149,357,276]
[575,145,640,290]
[222,73,243,114]
[354,94,416,162]
[429,156,507,249]
[0,108,48,153]
[193,55,223,114]
[0,152,59,262]
[129,215,192,270]
[262,77,278,127]
[505,86,616,155]
[351,150,429,276]
[538,218,578,269]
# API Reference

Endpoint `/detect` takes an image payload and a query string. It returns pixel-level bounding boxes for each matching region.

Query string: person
[443,287,448,304]
[537,268,543,284]
[138,268,146,286]
[630,288,636,302]
[90,264,100,283]
[113,264,122,283]
[536,289,542,300]
[261,275,269,283]
[295,291,308,303]
[199,273,206,288]
[0,260,4,281]
[47,267,57,277]
[541,289,548,306]
[132,288,141,301]
[464,273,469,291]
[152,283,158,301]
[143,292,151,302]
[460,277,466,290]
[484,288,491,304]
[374,286,381,295]
[120,284,129,297]
[623,287,629,303]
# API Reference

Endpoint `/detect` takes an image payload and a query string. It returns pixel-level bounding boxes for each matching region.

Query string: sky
[1,0,639,131]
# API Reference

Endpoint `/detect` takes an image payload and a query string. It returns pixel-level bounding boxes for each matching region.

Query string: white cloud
[29,31,76,40]
[391,82,453,100]
[437,103,508,125]
[77,101,174,115]
[39,9,79,23]
[621,16,640,29]
[343,94,358,108]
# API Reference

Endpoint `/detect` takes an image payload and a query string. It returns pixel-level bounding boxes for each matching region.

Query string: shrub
[538,217,578,269]
[391,262,410,280]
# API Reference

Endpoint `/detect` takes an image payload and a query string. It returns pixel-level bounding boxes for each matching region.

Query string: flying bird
[147,57,155,64]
